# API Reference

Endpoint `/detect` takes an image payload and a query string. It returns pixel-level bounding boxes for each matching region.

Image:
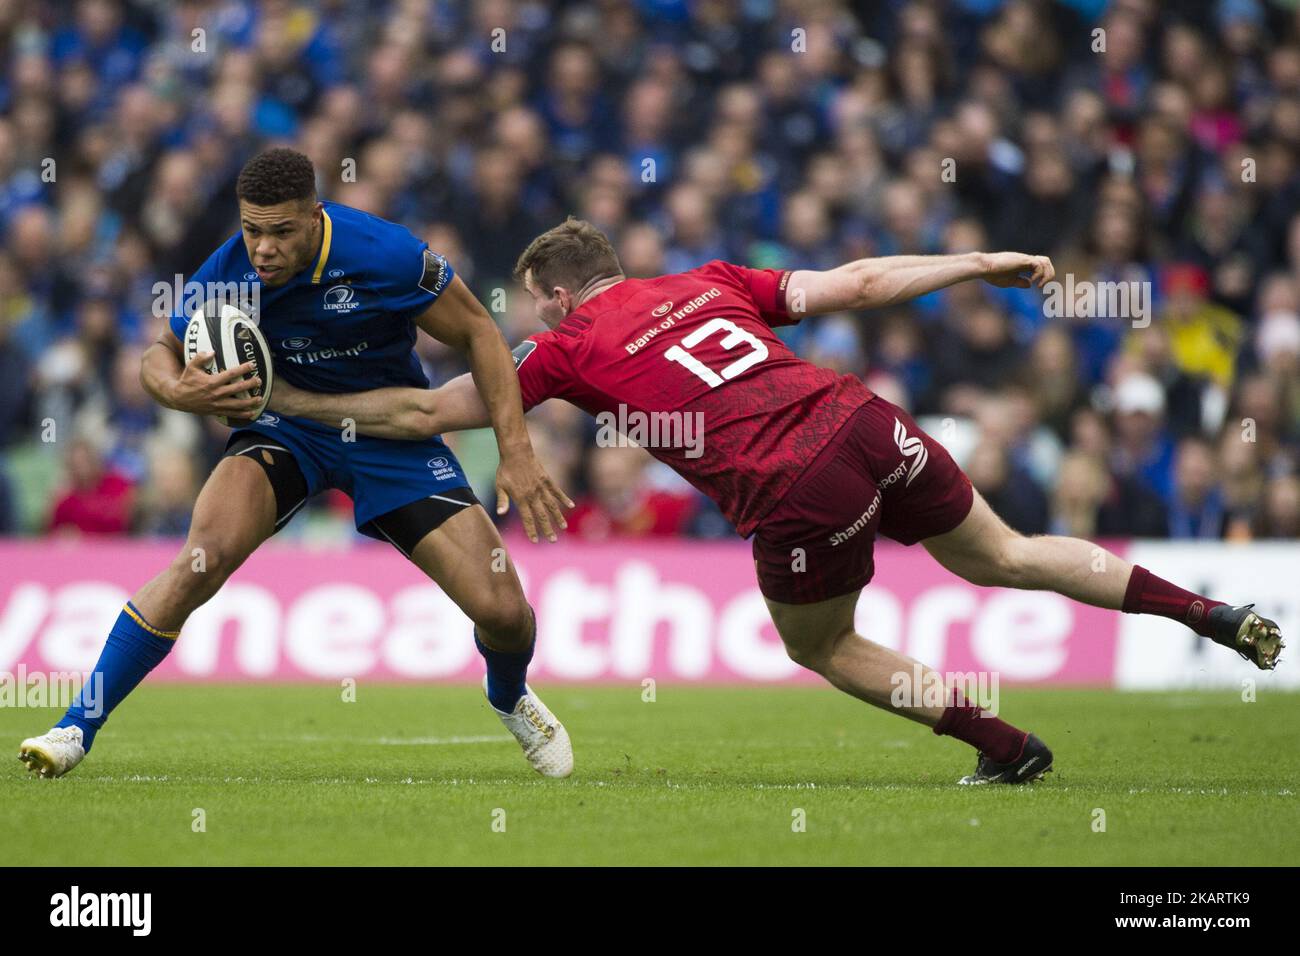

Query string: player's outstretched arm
[786,251,1054,317]
[267,374,491,439]
[414,275,573,542]
[141,329,265,419]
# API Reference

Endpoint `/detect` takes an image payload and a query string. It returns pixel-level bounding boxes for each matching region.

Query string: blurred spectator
[1126,322,1219,439]
[567,445,696,540]
[805,314,866,378]
[1257,475,1300,539]
[1255,310,1300,430]
[1158,263,1243,393]
[966,439,1048,535]
[1109,373,1176,504]
[1022,325,1084,440]
[1217,428,1265,540]
[132,447,196,537]
[449,146,549,286]
[1049,451,1110,539]
[1067,408,1170,537]
[1234,371,1296,474]
[47,436,134,536]
[1168,437,1226,539]
[930,298,1021,404]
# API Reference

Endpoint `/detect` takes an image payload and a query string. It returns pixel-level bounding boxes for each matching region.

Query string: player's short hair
[236,148,317,207]
[513,217,623,295]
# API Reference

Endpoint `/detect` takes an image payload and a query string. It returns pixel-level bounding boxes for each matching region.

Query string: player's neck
[283,216,325,281]
[575,273,624,308]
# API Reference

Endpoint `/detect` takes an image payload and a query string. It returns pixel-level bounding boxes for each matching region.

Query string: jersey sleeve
[380,226,456,320]
[512,334,570,412]
[694,260,796,327]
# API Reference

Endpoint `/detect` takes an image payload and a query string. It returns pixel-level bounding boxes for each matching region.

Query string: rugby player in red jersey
[270,218,1284,785]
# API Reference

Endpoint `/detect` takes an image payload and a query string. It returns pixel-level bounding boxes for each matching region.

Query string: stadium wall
[0,539,1295,689]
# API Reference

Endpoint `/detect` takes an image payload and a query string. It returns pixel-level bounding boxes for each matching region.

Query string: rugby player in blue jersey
[18,148,576,779]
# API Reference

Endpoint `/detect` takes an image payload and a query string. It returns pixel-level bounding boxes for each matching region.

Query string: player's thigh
[866,398,975,546]
[920,487,1020,586]
[765,590,860,669]
[136,454,278,627]
[352,442,532,643]
[182,456,278,574]
[752,443,879,662]
[183,436,310,574]
[751,416,881,607]
[402,503,533,643]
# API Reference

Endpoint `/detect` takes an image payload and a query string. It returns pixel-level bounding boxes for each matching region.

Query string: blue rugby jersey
[168,200,455,394]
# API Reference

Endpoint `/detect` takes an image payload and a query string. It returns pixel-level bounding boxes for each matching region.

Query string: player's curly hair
[513,217,623,295]
[236,148,317,207]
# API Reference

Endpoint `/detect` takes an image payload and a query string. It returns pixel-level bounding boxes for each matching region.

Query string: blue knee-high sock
[57,602,178,752]
[475,615,535,713]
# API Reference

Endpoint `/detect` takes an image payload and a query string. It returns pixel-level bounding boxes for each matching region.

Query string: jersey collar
[555,278,623,335]
[309,208,334,285]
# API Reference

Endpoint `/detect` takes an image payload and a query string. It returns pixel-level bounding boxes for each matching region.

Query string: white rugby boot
[484,679,573,778]
[18,726,86,779]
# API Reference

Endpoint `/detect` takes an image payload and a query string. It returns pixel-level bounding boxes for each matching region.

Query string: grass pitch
[2,684,1296,866]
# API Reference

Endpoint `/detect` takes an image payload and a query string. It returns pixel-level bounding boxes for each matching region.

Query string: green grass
[2,685,1297,865]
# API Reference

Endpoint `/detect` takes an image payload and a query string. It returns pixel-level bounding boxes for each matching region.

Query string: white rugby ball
[182,301,274,427]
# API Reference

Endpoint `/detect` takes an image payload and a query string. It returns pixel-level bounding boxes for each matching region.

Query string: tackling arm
[268,373,489,440]
[412,275,532,457]
[786,251,1055,318]
[412,274,572,540]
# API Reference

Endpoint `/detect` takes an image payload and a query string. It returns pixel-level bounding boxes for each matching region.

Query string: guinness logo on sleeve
[418,249,451,295]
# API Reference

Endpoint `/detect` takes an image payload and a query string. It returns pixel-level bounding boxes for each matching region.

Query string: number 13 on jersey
[663,317,769,387]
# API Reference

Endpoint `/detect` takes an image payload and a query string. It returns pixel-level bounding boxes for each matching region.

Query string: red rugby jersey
[514,260,875,536]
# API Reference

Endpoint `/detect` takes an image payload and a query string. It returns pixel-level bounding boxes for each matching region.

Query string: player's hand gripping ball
[183,301,274,427]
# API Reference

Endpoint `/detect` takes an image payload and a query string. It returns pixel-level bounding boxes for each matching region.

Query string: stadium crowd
[1,0,1298,543]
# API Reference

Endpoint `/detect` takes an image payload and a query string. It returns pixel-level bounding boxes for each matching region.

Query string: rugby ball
[182,301,273,427]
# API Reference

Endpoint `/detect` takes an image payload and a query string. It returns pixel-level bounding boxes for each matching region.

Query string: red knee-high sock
[932,689,1027,764]
[1122,565,1224,637]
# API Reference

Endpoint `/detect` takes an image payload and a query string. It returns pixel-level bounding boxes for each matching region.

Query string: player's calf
[925,490,1282,669]
[474,599,536,713]
[766,592,1049,781]
[397,502,560,757]
[20,599,180,769]
[26,531,253,765]
[923,490,1131,604]
[469,597,574,776]
[23,572,247,770]
[457,562,536,711]
[471,590,535,654]
[17,455,279,769]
